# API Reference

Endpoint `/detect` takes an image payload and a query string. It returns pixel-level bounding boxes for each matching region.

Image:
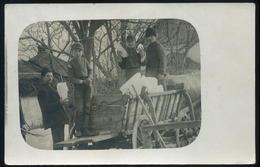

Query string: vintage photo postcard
[5,3,255,165]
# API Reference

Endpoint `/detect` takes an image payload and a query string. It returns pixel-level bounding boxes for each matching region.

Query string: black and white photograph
[18,18,201,150]
[5,3,255,165]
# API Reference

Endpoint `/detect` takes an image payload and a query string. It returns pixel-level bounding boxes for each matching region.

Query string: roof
[18,60,42,79]
[29,51,68,77]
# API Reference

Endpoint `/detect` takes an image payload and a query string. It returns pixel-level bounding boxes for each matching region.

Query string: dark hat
[126,35,135,42]
[145,27,156,38]
[41,67,52,77]
[71,42,84,50]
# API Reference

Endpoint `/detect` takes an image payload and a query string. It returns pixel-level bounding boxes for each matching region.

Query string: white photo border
[5,3,255,165]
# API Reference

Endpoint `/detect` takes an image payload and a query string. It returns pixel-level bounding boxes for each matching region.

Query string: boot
[88,110,99,136]
[82,113,99,136]
[84,128,99,136]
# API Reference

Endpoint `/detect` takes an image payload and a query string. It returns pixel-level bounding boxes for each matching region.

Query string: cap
[126,35,135,42]
[145,27,156,38]
[71,42,84,51]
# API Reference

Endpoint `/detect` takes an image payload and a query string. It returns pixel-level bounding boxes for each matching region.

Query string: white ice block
[57,82,68,100]
[120,72,142,96]
[120,73,164,97]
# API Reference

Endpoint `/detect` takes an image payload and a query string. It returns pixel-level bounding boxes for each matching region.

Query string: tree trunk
[120,20,128,48]
[84,20,105,62]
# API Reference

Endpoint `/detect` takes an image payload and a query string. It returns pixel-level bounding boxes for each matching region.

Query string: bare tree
[19,19,199,94]
[155,19,199,74]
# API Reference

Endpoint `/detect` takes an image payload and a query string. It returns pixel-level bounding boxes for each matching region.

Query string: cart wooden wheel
[132,115,153,149]
[175,112,192,147]
[175,91,197,148]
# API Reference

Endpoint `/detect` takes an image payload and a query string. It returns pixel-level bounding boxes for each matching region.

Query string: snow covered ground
[24,125,69,150]
[187,43,200,64]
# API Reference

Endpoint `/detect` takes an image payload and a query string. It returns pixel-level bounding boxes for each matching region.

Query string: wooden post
[142,130,153,149]
[142,92,157,124]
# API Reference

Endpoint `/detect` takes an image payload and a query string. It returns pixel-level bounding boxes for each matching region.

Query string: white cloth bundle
[114,42,128,58]
[20,97,43,129]
[57,82,68,100]
[136,44,144,53]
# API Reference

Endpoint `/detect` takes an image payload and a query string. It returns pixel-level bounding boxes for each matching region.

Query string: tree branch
[45,22,52,48]
[57,33,71,58]
[72,21,82,39]
[59,21,78,41]
[20,36,72,57]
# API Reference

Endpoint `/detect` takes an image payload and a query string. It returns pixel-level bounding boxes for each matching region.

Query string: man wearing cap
[68,42,98,137]
[118,35,146,81]
[145,27,166,89]
[37,68,69,150]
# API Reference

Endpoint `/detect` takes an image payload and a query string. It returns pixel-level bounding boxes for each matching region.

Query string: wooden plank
[125,99,134,130]
[92,94,124,105]
[159,95,166,121]
[124,102,130,131]
[126,100,143,130]
[148,90,179,97]
[170,94,180,119]
[142,130,153,149]
[154,96,160,115]
[167,94,177,120]
[90,105,125,133]
[164,95,172,120]
[175,93,182,113]
[55,133,120,148]
[91,121,123,133]
[133,99,139,128]
[142,121,201,132]
[160,95,168,121]
[155,96,163,121]
[121,104,128,132]
[165,94,173,120]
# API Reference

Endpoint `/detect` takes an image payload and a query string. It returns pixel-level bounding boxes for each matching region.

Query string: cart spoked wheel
[175,91,197,148]
[176,113,192,147]
[132,115,153,149]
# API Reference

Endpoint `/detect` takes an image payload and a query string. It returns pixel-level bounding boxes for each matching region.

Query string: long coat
[37,83,68,129]
[146,41,166,76]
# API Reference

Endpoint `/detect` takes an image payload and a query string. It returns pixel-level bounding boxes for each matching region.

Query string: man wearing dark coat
[145,27,167,89]
[37,68,68,150]
[118,35,146,80]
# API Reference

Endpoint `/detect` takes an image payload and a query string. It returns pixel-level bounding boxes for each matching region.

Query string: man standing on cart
[144,27,167,90]
[118,35,146,81]
[68,42,98,137]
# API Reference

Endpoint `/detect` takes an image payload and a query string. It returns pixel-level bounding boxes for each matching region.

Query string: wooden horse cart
[55,83,201,149]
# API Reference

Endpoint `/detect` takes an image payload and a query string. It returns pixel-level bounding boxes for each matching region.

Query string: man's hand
[158,74,165,81]
[60,98,69,105]
[83,78,92,85]
[140,49,146,62]
[79,80,84,84]
[117,50,123,57]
